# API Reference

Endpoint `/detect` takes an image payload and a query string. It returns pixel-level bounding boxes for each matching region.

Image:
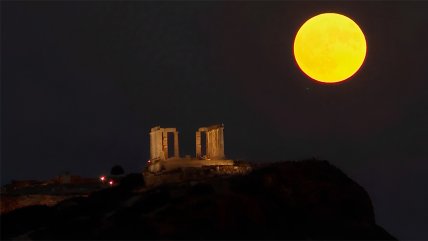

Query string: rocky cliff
[1,160,396,240]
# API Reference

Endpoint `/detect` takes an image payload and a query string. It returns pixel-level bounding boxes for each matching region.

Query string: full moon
[293,13,367,83]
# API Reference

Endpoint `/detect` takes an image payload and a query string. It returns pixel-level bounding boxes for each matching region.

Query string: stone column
[195,131,201,158]
[156,130,163,160]
[150,127,165,161]
[174,131,179,158]
[214,129,220,159]
[149,131,155,160]
[219,126,225,159]
[212,129,218,158]
[203,126,225,160]
[206,131,212,159]
[162,130,168,160]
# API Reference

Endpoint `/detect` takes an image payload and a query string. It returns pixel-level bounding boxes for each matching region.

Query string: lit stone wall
[196,124,225,160]
[149,126,179,161]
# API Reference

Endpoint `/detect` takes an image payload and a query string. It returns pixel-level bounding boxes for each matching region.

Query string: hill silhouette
[1,160,396,240]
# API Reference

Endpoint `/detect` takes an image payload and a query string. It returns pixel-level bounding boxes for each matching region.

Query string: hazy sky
[2,1,427,239]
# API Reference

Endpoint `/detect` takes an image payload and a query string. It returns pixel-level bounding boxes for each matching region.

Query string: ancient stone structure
[149,126,179,161]
[196,124,225,160]
[148,124,227,173]
[145,124,250,186]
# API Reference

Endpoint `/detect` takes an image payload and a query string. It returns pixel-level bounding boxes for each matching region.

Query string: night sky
[2,1,428,239]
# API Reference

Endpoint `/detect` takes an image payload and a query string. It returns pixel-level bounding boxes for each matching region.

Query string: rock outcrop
[1,160,396,240]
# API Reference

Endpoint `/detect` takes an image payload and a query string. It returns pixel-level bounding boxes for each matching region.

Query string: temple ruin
[149,124,225,162]
[149,126,179,161]
[196,124,225,160]
[144,124,251,186]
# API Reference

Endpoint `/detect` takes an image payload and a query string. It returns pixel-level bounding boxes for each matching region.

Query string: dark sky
[2,1,427,239]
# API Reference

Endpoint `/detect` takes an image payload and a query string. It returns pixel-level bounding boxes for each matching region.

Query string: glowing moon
[293,13,367,83]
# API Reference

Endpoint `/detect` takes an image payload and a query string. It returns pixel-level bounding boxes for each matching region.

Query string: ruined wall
[196,124,225,159]
[206,126,225,159]
[150,126,165,161]
[150,126,179,161]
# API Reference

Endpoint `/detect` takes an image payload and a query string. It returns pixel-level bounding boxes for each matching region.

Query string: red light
[109,180,114,185]
[100,176,105,181]
[148,160,151,163]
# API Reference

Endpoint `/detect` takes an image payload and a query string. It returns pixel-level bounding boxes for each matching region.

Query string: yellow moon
[293,13,367,83]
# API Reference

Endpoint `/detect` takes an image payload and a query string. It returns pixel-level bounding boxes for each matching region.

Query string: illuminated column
[149,131,155,160]
[162,130,168,160]
[211,129,220,159]
[174,131,179,158]
[196,131,201,158]
[204,125,225,160]
[211,129,217,158]
[150,126,165,161]
[206,131,212,159]
[156,130,163,160]
[219,126,225,159]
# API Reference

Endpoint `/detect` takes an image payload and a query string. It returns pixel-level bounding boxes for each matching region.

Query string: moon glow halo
[293,13,367,83]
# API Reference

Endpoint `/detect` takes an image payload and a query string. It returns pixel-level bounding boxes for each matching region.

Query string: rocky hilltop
[1,182,103,214]
[1,160,396,240]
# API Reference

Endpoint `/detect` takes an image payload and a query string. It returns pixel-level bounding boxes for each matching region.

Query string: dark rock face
[1,161,396,240]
